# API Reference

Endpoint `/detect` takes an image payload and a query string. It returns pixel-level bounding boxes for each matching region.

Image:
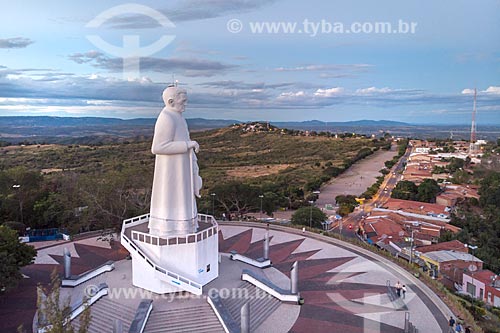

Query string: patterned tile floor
[219,226,446,333]
[1,225,448,333]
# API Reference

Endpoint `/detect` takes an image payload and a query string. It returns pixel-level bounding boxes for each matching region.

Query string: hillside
[0,123,388,231]
[1,116,499,143]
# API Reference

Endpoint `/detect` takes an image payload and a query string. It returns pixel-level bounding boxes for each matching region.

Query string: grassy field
[1,124,384,188]
[0,123,389,231]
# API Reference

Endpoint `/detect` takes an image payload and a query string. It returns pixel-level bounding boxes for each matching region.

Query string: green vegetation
[35,270,90,333]
[432,157,466,174]
[0,124,388,231]
[335,195,359,216]
[291,206,327,228]
[391,179,440,203]
[0,225,37,293]
[448,171,500,272]
[361,175,385,199]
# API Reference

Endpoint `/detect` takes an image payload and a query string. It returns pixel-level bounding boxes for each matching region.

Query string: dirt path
[316,145,398,208]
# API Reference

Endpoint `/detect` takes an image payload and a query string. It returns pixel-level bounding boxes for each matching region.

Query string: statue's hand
[187,140,199,153]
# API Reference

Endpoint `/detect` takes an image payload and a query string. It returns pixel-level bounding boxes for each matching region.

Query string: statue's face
[164,87,187,113]
[172,91,187,113]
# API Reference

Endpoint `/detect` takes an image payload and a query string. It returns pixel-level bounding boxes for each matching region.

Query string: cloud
[356,87,392,95]
[483,86,500,95]
[68,50,107,64]
[277,91,306,99]
[102,0,279,28]
[1,64,499,122]
[274,63,372,79]
[314,87,344,97]
[68,51,237,77]
[0,37,34,49]
[274,64,371,72]
[199,80,294,90]
[462,87,500,95]
[0,65,164,103]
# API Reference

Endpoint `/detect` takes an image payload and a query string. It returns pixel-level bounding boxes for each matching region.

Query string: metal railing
[124,213,218,247]
[120,213,218,295]
[121,232,202,295]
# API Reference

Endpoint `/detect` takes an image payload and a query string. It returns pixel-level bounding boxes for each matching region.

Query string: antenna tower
[469,88,477,155]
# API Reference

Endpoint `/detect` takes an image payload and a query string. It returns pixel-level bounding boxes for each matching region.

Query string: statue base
[121,213,219,295]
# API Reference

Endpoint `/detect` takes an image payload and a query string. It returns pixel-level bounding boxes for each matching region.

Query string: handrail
[207,293,240,333]
[61,261,114,287]
[128,299,153,333]
[122,213,150,235]
[131,226,218,247]
[124,213,218,246]
[121,233,202,295]
[120,213,218,295]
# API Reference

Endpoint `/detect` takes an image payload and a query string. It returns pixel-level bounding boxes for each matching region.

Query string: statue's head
[162,85,187,113]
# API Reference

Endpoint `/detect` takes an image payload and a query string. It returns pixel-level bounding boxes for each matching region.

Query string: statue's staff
[189,147,196,228]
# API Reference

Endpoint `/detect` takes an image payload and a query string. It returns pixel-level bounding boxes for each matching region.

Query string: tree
[0,225,37,293]
[338,204,354,217]
[391,181,418,201]
[335,195,358,206]
[335,195,358,216]
[417,179,440,203]
[212,181,260,216]
[447,157,464,173]
[384,160,396,169]
[36,270,90,333]
[0,167,44,226]
[79,166,152,231]
[478,172,500,208]
[291,206,327,229]
[451,169,470,184]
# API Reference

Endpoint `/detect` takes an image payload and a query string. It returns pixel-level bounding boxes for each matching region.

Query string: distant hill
[272,119,410,128]
[0,116,241,129]
[0,116,408,128]
[0,116,498,143]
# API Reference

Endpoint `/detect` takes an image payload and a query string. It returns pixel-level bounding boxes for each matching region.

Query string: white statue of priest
[148,85,202,237]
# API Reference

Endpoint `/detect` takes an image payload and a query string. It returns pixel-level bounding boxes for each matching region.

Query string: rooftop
[464,269,499,284]
[383,198,449,217]
[416,240,467,253]
[423,250,482,263]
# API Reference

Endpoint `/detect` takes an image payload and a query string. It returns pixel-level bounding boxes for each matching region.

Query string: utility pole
[469,88,477,155]
[12,184,22,223]
[308,200,314,228]
[259,195,264,220]
[409,229,414,265]
[465,244,478,298]
[211,193,216,217]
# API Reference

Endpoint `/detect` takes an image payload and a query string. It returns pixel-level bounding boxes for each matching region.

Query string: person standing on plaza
[448,316,456,333]
[395,281,402,297]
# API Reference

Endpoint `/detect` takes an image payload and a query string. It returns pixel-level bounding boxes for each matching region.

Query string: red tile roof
[464,269,499,284]
[417,240,467,253]
[383,198,448,215]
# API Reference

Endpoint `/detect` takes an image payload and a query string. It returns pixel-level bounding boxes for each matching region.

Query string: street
[328,143,412,240]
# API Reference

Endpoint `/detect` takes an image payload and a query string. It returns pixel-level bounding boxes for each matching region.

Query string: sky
[0,0,499,124]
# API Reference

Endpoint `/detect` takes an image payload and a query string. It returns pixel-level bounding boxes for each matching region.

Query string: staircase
[221,281,281,332]
[72,297,136,332]
[121,215,204,295]
[144,303,224,333]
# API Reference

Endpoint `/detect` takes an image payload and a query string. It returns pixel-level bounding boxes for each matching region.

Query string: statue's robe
[148,109,202,237]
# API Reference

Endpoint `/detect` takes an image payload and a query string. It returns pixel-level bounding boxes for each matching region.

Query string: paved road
[316,145,398,208]
[329,143,412,239]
